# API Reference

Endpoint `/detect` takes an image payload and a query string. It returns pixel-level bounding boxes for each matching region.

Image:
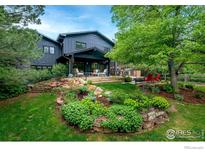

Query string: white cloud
[28,6,117,40]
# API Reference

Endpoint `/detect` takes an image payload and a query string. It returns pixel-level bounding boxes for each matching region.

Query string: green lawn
[0,82,204,141]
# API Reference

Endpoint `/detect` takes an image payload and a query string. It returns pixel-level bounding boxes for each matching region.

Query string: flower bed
[56,79,170,133]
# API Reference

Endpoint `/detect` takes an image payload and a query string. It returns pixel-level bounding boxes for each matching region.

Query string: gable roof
[57,31,115,46]
[38,32,60,45]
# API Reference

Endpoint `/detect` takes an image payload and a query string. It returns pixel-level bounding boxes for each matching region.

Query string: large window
[50,47,55,54]
[76,41,86,49]
[43,46,55,54]
[43,46,49,53]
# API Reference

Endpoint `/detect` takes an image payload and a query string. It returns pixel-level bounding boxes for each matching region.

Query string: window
[76,41,86,49]
[50,47,55,54]
[104,47,110,52]
[43,46,49,53]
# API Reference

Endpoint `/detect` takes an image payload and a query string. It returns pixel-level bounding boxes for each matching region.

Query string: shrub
[151,96,170,109]
[51,64,67,77]
[101,105,143,132]
[163,83,174,93]
[194,93,204,99]
[150,86,160,93]
[79,86,88,94]
[80,98,107,117]
[178,82,185,89]
[86,80,93,85]
[174,94,184,101]
[0,67,27,99]
[124,76,132,82]
[110,91,129,104]
[79,115,94,130]
[124,98,149,109]
[194,86,205,93]
[61,102,94,130]
[185,84,194,90]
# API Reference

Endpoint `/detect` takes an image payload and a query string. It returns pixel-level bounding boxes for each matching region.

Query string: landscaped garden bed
[141,82,205,104]
[51,79,170,133]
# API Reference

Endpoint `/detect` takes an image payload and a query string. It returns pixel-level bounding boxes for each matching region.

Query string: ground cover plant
[0,82,205,141]
[60,82,170,133]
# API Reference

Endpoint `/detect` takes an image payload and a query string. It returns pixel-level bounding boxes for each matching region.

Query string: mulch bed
[158,89,205,104]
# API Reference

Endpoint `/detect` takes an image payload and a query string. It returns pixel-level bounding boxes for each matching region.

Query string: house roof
[57,31,115,46]
[38,32,60,45]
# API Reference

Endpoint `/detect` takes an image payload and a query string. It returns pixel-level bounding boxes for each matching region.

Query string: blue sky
[29,5,117,40]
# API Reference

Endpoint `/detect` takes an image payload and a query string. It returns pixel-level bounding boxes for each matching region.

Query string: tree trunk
[168,59,178,92]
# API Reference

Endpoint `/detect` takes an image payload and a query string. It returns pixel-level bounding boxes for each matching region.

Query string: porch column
[107,60,110,76]
[69,55,74,75]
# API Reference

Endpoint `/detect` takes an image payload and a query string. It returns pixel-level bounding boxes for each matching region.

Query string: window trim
[75,41,86,49]
[43,46,49,54]
[49,46,55,54]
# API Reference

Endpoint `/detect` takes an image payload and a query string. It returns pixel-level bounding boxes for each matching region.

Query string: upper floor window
[104,47,110,52]
[43,46,55,54]
[50,47,55,54]
[76,41,86,49]
[43,46,49,53]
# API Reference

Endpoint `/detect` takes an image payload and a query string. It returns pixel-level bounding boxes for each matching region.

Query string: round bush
[151,96,170,109]
[101,105,143,132]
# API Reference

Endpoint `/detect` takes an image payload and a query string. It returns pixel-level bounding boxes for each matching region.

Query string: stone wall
[141,108,169,131]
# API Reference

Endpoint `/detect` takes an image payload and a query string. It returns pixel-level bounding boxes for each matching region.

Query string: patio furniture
[98,69,108,76]
[144,74,153,81]
[153,73,161,81]
[92,69,99,76]
[75,68,84,77]
[144,73,161,82]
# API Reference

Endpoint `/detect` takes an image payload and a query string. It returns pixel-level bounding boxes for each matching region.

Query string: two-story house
[32,31,115,76]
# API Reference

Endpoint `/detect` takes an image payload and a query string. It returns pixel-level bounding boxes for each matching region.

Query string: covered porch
[57,47,115,76]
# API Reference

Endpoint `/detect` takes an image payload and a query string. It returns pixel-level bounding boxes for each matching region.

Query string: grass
[0,82,204,141]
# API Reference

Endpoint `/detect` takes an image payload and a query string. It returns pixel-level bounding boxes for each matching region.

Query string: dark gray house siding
[61,33,113,54]
[32,31,116,75]
[32,36,62,67]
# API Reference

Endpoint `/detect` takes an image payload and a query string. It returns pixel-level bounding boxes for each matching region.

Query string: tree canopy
[0,5,45,67]
[107,6,205,90]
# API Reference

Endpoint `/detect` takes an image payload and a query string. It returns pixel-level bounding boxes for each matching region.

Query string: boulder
[87,85,97,91]
[56,97,64,105]
[104,91,112,96]
[94,87,103,96]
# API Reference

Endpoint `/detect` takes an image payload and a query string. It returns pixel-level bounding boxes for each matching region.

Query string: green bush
[151,96,170,109]
[110,91,129,104]
[185,84,194,90]
[80,98,107,117]
[150,86,160,93]
[79,115,94,130]
[86,80,93,85]
[124,76,132,82]
[163,83,174,93]
[61,102,94,130]
[194,93,204,99]
[174,94,184,101]
[79,86,88,94]
[51,64,67,77]
[0,67,27,99]
[194,86,205,93]
[101,105,143,132]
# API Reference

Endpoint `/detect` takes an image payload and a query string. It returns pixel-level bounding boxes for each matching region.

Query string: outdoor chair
[153,73,161,81]
[98,69,107,76]
[75,68,84,77]
[92,69,99,76]
[144,73,153,82]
